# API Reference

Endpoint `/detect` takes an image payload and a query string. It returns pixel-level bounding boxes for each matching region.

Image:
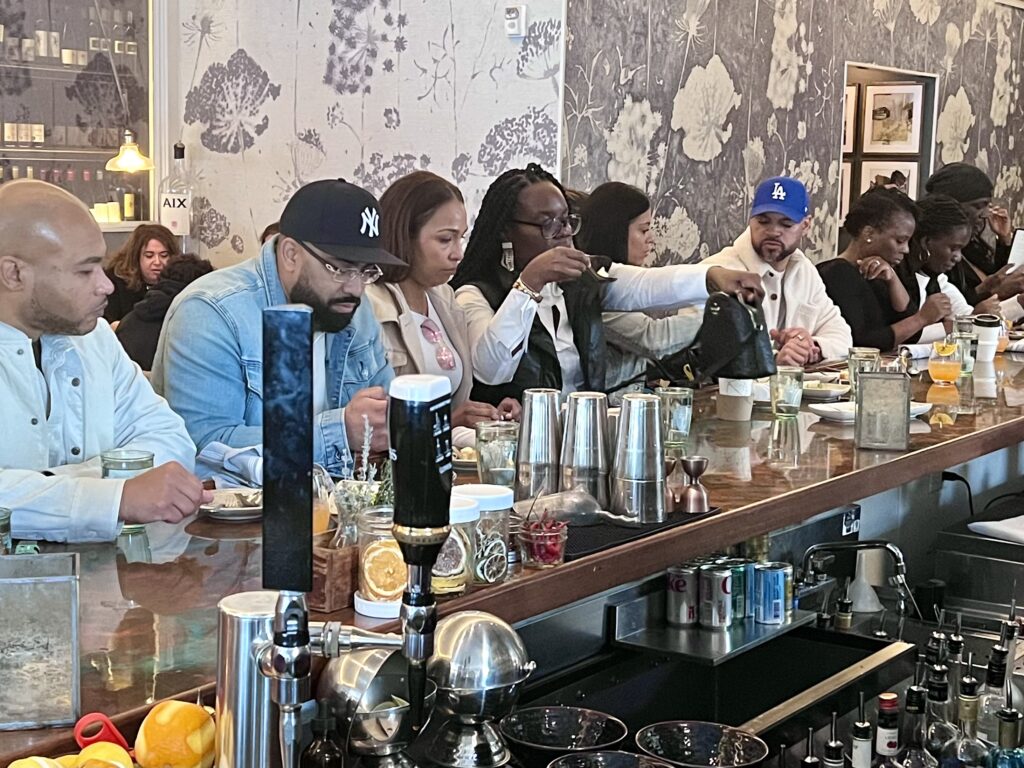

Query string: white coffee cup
[717,378,754,421]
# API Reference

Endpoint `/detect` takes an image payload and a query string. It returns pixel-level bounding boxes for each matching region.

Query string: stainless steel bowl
[635,722,768,768]
[500,707,628,766]
[547,751,676,768]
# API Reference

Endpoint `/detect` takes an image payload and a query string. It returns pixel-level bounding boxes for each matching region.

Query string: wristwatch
[512,278,542,303]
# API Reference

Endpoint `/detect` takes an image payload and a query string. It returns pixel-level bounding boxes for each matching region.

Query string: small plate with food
[201,488,263,523]
[802,381,851,401]
[452,445,479,472]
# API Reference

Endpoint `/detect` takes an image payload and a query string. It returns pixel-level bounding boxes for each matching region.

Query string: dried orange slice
[362,539,406,601]
[933,340,958,356]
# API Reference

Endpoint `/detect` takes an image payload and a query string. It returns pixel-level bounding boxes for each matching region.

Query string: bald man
[0,180,210,543]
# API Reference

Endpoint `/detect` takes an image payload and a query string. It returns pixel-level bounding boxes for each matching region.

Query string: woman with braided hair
[451,163,764,403]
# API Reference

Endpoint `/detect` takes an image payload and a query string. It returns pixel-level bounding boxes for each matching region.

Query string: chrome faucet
[800,540,922,620]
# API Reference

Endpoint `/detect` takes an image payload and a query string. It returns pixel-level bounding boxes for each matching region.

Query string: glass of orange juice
[928,338,962,385]
[996,317,1010,354]
[312,464,338,534]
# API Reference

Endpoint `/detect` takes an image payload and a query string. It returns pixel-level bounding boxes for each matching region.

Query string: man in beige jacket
[701,176,853,365]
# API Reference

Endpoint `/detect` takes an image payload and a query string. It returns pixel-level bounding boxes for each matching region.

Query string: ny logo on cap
[771,183,787,201]
[360,206,380,238]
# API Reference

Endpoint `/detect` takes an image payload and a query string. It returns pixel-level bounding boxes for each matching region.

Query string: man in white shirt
[702,176,853,365]
[0,180,208,543]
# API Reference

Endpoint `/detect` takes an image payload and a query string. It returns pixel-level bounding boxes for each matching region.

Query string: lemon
[933,340,958,356]
[930,412,955,427]
[361,539,406,601]
[135,700,215,768]
[56,758,79,768]
[75,743,133,768]
[10,758,64,768]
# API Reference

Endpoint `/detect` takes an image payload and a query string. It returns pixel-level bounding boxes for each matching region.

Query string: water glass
[102,449,154,534]
[475,421,519,488]
[770,366,803,418]
[847,347,880,398]
[656,387,693,452]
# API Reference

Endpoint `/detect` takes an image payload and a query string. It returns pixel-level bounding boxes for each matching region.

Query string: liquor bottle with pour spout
[852,691,874,768]
[979,624,1013,745]
[927,663,959,759]
[902,657,939,768]
[940,652,988,768]
[988,690,1024,768]
[822,712,845,768]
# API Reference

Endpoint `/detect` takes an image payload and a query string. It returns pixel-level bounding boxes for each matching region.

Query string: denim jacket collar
[257,236,290,308]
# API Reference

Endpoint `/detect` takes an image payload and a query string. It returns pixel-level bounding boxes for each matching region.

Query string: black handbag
[646,292,777,385]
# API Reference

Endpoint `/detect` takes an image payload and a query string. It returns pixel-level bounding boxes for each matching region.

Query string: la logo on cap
[360,206,380,238]
[771,182,787,201]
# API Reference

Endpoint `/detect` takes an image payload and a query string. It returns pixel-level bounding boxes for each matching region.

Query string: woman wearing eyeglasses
[451,164,764,402]
[367,171,521,427]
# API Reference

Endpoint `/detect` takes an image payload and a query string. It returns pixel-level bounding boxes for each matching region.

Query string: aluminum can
[754,562,788,624]
[666,564,699,626]
[698,564,733,630]
[764,561,795,616]
[718,557,755,619]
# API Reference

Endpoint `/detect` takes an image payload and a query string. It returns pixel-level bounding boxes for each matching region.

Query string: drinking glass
[847,347,880,398]
[656,387,693,452]
[953,314,977,374]
[312,464,338,535]
[476,421,519,488]
[928,338,963,386]
[102,449,154,534]
[770,366,803,418]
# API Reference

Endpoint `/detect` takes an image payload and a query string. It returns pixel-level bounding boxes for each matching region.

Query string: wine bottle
[873,692,901,768]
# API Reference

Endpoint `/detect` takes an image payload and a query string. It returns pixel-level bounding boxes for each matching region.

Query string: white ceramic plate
[802,382,851,401]
[808,401,932,424]
[201,488,263,523]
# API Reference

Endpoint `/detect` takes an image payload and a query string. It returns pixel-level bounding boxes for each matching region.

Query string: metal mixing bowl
[500,707,628,767]
[427,611,536,721]
[547,751,676,768]
[635,722,768,768]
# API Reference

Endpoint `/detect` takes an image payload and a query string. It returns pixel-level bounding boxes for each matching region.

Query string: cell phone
[1007,228,1024,274]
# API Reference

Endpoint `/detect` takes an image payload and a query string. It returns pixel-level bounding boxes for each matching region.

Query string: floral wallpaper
[563,0,1024,264]
[174,0,563,263]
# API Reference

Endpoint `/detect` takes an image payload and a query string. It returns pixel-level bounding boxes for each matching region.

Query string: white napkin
[452,426,475,449]
[719,378,754,396]
[898,343,932,360]
[1007,339,1024,353]
[197,442,263,486]
[968,515,1024,545]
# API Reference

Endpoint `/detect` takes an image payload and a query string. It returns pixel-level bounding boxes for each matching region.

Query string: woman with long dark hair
[817,188,941,350]
[104,224,180,323]
[451,163,762,402]
[576,181,654,266]
[366,171,520,426]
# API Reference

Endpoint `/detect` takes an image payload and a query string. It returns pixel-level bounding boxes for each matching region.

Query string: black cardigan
[817,258,912,352]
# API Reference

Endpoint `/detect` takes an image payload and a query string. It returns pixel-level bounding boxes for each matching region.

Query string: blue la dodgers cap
[750,176,810,222]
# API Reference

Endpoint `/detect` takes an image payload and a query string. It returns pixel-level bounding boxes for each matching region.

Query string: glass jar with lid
[432,497,479,595]
[356,506,405,606]
[453,484,514,584]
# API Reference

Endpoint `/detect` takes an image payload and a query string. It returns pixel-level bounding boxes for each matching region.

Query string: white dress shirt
[701,229,853,360]
[910,271,1024,342]
[0,319,196,542]
[455,262,712,395]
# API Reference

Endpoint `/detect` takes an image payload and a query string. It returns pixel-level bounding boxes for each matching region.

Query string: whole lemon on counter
[75,743,133,768]
[9,758,64,768]
[135,700,215,768]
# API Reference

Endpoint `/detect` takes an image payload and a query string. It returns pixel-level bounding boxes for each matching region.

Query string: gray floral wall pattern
[176,0,562,263]
[562,0,1024,264]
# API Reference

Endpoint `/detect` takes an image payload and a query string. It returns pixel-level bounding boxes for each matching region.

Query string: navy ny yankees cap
[279,178,404,265]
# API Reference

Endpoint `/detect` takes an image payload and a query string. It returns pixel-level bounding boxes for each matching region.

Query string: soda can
[719,558,756,619]
[699,564,733,630]
[754,563,788,625]
[763,561,795,616]
[666,565,699,626]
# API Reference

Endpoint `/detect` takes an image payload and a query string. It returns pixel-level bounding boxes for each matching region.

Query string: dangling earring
[866,237,872,244]
[501,241,515,272]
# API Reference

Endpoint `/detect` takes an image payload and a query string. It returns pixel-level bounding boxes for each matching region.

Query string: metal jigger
[680,456,710,515]
[515,388,561,501]
[610,393,666,524]
[560,392,611,508]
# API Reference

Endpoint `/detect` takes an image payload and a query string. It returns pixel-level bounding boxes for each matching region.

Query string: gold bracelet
[512,278,542,303]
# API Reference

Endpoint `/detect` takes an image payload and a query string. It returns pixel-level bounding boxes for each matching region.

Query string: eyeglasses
[420,317,456,371]
[511,213,582,240]
[297,241,383,285]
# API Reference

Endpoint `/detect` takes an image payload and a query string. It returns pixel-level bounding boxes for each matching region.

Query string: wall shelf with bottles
[0,0,152,224]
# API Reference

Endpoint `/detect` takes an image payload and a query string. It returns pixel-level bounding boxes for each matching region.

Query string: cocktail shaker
[560,392,610,508]
[515,388,561,501]
[611,393,666,524]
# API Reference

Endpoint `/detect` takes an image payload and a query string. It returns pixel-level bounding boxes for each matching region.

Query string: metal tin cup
[847,347,880,399]
[611,393,666,524]
[666,564,699,626]
[515,388,561,501]
[698,564,733,630]
[561,392,611,508]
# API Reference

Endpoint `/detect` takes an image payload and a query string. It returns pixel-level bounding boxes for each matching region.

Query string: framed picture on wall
[860,160,919,199]
[841,162,853,222]
[843,86,857,154]
[862,83,924,153]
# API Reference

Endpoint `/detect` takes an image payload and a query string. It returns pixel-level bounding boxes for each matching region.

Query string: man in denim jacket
[152,179,405,475]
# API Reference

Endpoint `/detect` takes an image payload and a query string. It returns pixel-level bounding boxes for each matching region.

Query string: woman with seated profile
[450,163,763,402]
[576,182,703,395]
[104,223,180,323]
[366,171,520,427]
[817,188,943,350]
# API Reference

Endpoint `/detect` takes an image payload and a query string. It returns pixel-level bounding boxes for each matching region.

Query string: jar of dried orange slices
[356,506,405,614]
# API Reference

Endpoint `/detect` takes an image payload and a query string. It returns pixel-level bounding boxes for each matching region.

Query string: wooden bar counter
[5,356,1024,762]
